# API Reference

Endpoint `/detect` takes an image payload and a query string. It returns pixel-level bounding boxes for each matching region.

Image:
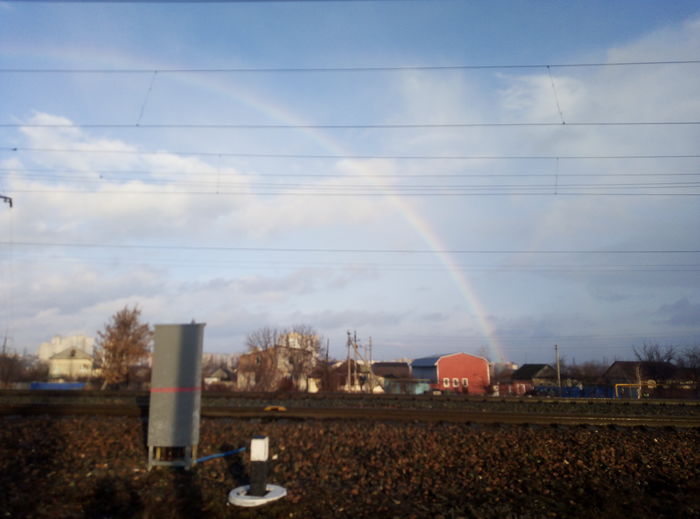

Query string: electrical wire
[3,166,700,179]
[2,59,699,74]
[6,170,700,189]
[7,189,700,197]
[4,241,698,254]
[9,254,700,273]
[3,121,700,129]
[4,146,700,161]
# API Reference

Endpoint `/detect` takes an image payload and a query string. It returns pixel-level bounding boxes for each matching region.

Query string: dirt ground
[0,415,698,518]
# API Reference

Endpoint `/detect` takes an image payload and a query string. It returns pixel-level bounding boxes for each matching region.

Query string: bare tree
[287,324,322,355]
[676,345,700,386]
[311,343,339,392]
[245,327,280,352]
[633,343,676,363]
[490,363,515,384]
[95,305,153,389]
[241,324,321,391]
[475,346,491,362]
[677,345,700,369]
[564,359,608,384]
[0,350,21,388]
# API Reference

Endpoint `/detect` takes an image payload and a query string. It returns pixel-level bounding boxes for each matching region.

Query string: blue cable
[196,446,246,464]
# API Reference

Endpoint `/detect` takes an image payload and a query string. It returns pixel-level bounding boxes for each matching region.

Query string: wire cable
[4,241,698,254]
[3,121,700,129]
[4,146,700,161]
[4,167,700,179]
[2,59,699,74]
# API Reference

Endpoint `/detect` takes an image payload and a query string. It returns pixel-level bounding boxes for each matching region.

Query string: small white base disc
[228,484,287,507]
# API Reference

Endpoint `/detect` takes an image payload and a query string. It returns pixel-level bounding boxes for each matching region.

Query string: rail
[1,402,698,428]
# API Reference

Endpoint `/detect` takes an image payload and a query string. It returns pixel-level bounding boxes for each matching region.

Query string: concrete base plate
[228,484,287,507]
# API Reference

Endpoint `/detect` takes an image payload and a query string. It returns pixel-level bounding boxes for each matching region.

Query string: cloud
[290,309,406,330]
[420,312,449,322]
[7,112,391,244]
[655,297,700,327]
[3,13,700,363]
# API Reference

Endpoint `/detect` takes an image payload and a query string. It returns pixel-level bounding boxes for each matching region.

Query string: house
[237,345,316,392]
[371,361,427,394]
[411,353,490,395]
[38,334,94,361]
[600,361,678,398]
[600,361,676,385]
[48,347,93,380]
[505,364,558,396]
[372,362,411,379]
[511,364,558,385]
[381,378,431,395]
[203,366,236,389]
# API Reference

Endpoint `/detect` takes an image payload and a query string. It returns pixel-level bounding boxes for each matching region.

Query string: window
[452,378,459,388]
[462,378,469,387]
[443,377,450,387]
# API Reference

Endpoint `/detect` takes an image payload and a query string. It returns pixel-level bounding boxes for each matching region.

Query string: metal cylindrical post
[228,435,286,507]
[248,436,269,497]
[249,461,269,497]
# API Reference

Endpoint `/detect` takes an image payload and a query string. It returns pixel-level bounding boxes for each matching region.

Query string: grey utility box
[148,323,205,470]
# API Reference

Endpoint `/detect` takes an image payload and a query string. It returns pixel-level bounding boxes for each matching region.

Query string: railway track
[1,402,699,428]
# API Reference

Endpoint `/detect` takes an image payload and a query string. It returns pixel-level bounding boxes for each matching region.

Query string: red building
[411,353,490,394]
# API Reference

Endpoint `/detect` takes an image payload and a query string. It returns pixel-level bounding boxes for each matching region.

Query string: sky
[1,0,699,365]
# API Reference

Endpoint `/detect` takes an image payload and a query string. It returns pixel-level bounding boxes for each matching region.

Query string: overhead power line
[8,189,700,197]
[5,178,700,192]
[3,167,700,179]
[4,241,699,254]
[9,254,700,273]
[3,121,700,129]
[1,59,699,74]
[4,146,700,161]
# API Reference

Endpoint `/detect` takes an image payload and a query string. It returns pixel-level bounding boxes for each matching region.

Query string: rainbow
[2,44,507,362]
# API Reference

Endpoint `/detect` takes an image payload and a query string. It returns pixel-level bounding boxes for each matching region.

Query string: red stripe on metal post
[150,387,202,393]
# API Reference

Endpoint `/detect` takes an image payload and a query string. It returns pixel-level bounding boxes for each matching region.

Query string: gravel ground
[0,415,698,519]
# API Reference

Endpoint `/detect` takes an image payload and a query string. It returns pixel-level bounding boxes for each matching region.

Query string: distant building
[600,361,682,398]
[279,331,318,352]
[48,347,93,380]
[411,353,490,395]
[38,335,94,361]
[504,363,558,396]
[372,361,411,379]
[237,345,316,392]
[600,361,676,386]
[511,364,558,386]
[371,361,426,394]
[202,352,238,370]
[203,366,236,389]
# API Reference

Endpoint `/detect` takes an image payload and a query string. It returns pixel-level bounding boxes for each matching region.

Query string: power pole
[352,331,358,390]
[346,331,352,392]
[1,195,12,362]
[368,337,373,393]
[555,344,562,397]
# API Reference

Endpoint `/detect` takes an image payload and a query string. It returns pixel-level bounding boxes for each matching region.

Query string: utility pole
[346,331,352,392]
[1,195,12,363]
[368,337,373,393]
[352,331,358,390]
[555,344,562,397]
